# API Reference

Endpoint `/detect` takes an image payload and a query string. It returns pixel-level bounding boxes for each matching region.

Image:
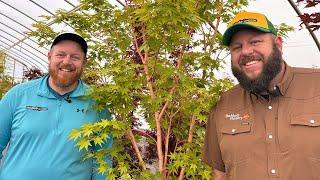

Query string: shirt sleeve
[202,107,225,172]
[92,108,113,180]
[0,89,15,160]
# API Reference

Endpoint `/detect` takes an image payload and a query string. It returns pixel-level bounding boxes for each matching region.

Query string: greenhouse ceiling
[1,0,319,81]
[0,0,81,80]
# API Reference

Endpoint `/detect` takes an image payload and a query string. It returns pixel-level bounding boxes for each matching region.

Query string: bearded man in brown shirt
[203,11,320,180]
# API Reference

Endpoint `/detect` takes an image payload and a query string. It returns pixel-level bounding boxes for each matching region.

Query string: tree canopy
[29,0,293,179]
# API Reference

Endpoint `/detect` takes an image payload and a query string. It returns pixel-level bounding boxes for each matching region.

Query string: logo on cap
[234,18,258,25]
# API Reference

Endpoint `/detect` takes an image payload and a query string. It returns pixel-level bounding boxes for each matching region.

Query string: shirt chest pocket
[220,122,252,163]
[289,114,320,158]
[221,122,251,135]
[291,114,320,127]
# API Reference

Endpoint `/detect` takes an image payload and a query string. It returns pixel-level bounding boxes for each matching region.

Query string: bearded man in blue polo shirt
[0,33,112,180]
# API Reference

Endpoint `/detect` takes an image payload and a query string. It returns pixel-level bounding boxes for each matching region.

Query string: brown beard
[231,42,282,95]
[48,62,83,88]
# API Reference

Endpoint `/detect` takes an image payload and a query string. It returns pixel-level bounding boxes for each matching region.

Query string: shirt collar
[249,61,294,99]
[276,62,294,96]
[37,74,89,98]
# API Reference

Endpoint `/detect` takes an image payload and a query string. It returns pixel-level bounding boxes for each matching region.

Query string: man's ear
[83,58,87,65]
[48,51,52,63]
[274,36,283,54]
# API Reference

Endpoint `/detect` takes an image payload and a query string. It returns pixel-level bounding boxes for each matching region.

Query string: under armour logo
[76,108,85,113]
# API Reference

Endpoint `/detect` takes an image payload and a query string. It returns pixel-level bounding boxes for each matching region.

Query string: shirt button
[268,134,273,139]
[310,119,315,124]
[268,106,272,110]
[231,129,236,133]
[271,169,276,174]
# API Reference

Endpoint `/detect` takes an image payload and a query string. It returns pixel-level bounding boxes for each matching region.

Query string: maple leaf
[69,129,82,140]
[77,139,91,151]
[93,136,104,146]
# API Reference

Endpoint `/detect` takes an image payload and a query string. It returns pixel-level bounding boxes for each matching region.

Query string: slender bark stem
[156,46,184,177]
[133,25,164,175]
[164,118,173,168]
[133,33,155,99]
[126,128,146,170]
[155,112,164,175]
[209,0,223,53]
[178,116,197,180]
[132,129,157,144]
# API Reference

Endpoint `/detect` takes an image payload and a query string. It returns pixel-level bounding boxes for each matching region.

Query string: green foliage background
[0,51,12,99]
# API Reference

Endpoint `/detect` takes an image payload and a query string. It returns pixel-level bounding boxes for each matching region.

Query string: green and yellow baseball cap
[222,12,277,46]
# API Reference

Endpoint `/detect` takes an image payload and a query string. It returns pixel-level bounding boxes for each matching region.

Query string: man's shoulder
[223,84,243,94]
[291,66,320,75]
[1,77,44,105]
[214,84,246,109]
[220,84,244,100]
[9,77,43,95]
[290,66,320,83]
[12,78,42,92]
[74,80,92,96]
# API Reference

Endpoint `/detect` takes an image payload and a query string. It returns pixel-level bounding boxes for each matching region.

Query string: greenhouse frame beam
[4,50,46,70]
[64,0,76,7]
[29,0,55,16]
[0,29,47,57]
[7,4,82,51]
[4,54,29,70]
[0,46,41,70]
[0,37,47,65]
[0,12,33,32]
[116,0,125,7]
[0,40,47,69]
[0,0,38,23]
[0,21,49,51]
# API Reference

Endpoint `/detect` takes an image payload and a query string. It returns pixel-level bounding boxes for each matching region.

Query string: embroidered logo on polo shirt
[225,113,250,121]
[26,106,48,111]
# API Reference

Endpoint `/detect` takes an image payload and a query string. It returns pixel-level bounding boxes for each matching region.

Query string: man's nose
[62,55,72,63]
[241,44,254,55]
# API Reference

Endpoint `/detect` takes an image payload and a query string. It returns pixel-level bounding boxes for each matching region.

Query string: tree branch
[288,0,320,51]
[156,45,185,177]
[133,31,155,99]
[126,128,146,170]
[132,129,157,144]
[163,117,173,169]
[209,0,223,53]
[158,44,184,121]
[178,116,197,180]
[132,23,164,175]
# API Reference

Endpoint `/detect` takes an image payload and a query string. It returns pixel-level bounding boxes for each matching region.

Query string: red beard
[49,63,83,88]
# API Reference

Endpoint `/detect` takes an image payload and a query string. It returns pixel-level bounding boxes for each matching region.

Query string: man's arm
[202,107,226,176]
[213,169,227,180]
[0,90,15,160]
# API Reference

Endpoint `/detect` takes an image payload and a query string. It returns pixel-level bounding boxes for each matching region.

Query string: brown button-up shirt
[203,64,320,180]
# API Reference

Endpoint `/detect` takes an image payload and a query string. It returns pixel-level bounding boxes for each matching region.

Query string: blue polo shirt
[0,75,112,180]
